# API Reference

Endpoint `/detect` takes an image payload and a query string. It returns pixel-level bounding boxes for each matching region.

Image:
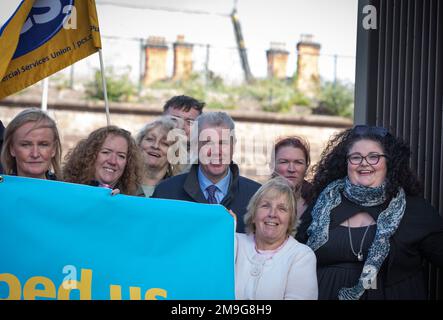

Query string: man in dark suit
[152,112,261,233]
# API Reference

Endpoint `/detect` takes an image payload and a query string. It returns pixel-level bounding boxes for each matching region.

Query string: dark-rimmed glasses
[347,153,387,165]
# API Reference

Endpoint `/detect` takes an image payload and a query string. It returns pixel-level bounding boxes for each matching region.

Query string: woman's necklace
[347,220,371,261]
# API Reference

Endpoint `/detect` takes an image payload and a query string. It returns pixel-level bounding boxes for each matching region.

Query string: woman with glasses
[296,125,443,300]
[63,126,143,195]
[235,177,318,300]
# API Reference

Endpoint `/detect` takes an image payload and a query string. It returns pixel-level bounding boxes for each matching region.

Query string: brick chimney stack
[266,42,289,79]
[295,34,321,98]
[143,36,168,85]
[173,35,193,81]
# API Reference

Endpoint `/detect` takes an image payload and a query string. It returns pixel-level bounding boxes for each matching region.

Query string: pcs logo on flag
[14,0,75,59]
[0,0,101,100]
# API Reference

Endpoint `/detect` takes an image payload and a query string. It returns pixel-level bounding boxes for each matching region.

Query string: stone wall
[0,98,351,183]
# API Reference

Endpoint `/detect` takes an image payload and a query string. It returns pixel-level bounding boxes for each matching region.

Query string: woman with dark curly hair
[271,136,313,218]
[296,125,443,300]
[63,126,143,195]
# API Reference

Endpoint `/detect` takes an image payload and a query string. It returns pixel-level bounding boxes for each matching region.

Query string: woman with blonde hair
[1,108,62,180]
[135,116,187,197]
[63,126,143,195]
[235,176,318,300]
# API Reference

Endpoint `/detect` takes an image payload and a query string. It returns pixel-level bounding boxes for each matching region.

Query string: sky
[1,0,358,84]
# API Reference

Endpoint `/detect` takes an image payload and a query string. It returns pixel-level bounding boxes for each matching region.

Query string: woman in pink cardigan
[234,177,318,300]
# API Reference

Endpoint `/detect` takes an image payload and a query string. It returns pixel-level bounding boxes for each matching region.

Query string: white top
[235,233,318,300]
[141,185,156,197]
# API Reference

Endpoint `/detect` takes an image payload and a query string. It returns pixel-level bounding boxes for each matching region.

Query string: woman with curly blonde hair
[135,115,187,197]
[63,126,143,195]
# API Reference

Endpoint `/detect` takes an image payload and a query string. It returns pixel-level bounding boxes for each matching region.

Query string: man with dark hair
[153,112,261,233]
[163,95,205,139]
[0,120,5,173]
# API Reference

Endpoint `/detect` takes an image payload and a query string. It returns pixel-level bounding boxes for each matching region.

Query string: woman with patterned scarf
[296,125,443,300]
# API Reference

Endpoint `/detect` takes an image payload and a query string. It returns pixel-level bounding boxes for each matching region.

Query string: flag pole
[98,49,110,126]
[41,77,49,111]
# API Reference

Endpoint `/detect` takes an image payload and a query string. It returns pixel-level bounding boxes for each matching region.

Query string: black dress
[317,224,376,299]
[297,194,443,300]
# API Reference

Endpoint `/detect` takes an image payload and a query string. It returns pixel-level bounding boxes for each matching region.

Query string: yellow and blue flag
[0,0,102,99]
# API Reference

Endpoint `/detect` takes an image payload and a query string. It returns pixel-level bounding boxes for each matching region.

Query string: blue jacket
[152,163,261,233]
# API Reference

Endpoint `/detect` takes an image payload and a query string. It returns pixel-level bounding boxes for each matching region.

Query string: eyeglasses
[347,153,387,165]
[353,125,388,137]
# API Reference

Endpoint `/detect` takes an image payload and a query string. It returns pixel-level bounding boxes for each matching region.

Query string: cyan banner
[0,175,235,300]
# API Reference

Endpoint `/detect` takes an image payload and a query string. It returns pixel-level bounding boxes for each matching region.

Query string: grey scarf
[306,177,406,300]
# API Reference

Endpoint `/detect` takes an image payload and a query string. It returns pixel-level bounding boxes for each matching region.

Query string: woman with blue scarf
[296,125,443,300]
